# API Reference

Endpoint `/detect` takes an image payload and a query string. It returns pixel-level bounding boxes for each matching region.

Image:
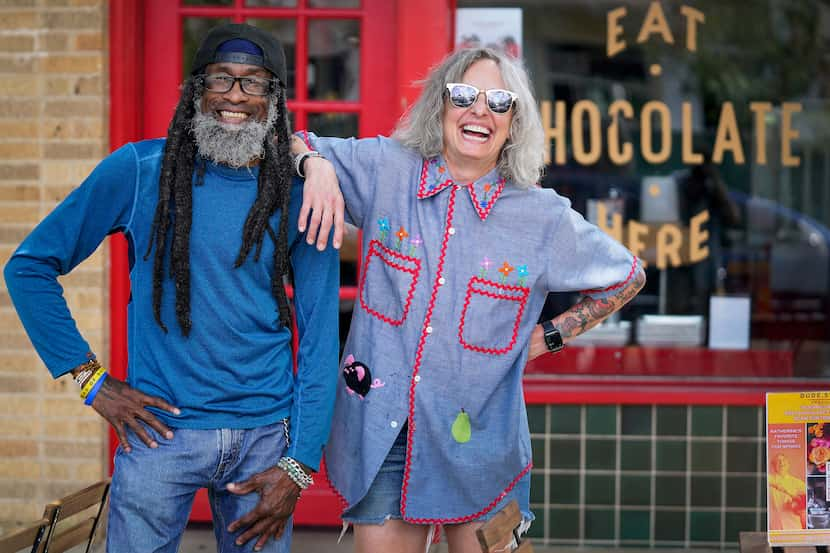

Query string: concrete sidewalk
[175,524,723,553]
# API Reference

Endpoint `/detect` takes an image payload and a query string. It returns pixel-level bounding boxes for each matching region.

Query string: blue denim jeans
[108,420,293,552]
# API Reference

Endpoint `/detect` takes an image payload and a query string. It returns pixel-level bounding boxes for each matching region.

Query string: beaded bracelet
[83,372,107,406]
[80,366,107,400]
[276,457,314,490]
[73,359,101,389]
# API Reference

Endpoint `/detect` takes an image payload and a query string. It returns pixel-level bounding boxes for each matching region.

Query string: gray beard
[190,94,279,169]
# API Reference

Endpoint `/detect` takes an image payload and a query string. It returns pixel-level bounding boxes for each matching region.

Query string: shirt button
[438,277,446,285]
[426,326,433,334]
[448,227,456,235]
[390,420,398,429]
[414,375,421,383]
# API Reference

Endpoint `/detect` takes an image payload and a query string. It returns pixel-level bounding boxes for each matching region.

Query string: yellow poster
[767,392,830,545]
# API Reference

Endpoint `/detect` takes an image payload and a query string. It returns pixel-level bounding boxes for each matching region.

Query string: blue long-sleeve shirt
[4,139,340,470]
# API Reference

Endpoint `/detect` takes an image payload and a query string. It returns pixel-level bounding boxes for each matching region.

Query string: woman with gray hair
[295,47,645,553]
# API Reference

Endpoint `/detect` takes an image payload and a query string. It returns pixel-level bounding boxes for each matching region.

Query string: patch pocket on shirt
[458,276,530,355]
[359,239,421,326]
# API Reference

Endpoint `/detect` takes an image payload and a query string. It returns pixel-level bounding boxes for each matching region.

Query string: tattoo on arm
[552,267,646,341]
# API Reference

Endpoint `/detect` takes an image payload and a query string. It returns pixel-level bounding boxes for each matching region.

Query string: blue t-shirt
[4,139,340,470]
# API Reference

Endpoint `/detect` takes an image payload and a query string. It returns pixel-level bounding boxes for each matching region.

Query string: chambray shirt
[306,134,638,523]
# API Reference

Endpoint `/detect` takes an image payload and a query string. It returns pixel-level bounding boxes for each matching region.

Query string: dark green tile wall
[527,404,766,549]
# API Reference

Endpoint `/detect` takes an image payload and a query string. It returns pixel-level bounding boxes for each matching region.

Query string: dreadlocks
[145,76,293,336]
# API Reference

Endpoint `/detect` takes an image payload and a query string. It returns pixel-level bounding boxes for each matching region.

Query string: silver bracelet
[277,456,314,490]
[293,150,324,179]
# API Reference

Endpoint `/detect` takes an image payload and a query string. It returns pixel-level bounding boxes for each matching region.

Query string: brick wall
[0,0,108,531]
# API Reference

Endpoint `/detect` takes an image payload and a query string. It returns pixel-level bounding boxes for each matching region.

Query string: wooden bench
[740,531,830,553]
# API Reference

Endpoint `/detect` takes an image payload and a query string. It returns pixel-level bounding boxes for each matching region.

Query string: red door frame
[108,0,454,526]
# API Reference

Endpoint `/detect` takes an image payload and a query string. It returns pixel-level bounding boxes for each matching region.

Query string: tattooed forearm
[552,265,646,342]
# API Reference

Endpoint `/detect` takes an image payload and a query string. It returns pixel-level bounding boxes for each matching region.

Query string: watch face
[544,327,563,352]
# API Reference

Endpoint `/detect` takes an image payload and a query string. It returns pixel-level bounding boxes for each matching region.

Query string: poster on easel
[767,392,830,546]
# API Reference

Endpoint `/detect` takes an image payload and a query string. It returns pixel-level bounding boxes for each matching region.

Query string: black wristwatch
[541,320,564,353]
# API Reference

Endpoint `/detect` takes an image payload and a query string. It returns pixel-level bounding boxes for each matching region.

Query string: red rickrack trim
[299,129,313,149]
[401,188,457,519]
[321,451,350,510]
[404,462,533,525]
[580,256,639,295]
[417,159,453,199]
[466,178,506,220]
[358,239,421,326]
[458,277,530,355]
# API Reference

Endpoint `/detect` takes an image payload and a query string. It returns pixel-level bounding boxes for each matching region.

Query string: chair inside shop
[38,479,111,553]
[0,518,50,552]
[475,500,533,553]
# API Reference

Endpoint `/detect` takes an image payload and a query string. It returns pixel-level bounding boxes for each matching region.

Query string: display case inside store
[459,0,830,380]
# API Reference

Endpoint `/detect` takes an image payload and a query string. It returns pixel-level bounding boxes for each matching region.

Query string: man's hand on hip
[226,466,302,551]
[90,377,180,453]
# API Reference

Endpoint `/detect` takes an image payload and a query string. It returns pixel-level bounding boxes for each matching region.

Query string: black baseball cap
[190,23,287,86]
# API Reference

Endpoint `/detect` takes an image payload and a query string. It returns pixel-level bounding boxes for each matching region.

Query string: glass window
[245,18,297,99]
[183,18,232,80]
[308,19,360,100]
[309,0,359,7]
[184,0,232,5]
[245,0,298,6]
[460,0,830,379]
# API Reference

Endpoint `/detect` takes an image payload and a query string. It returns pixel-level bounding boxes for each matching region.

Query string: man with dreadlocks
[4,24,340,552]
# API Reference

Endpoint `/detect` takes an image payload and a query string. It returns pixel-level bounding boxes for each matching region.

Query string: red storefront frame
[108,0,827,528]
[108,0,456,525]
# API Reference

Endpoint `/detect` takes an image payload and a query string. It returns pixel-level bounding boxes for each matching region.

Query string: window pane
[307,112,358,138]
[458,0,830,378]
[183,17,231,80]
[308,19,360,100]
[245,0,298,6]
[309,0,359,7]
[245,18,297,99]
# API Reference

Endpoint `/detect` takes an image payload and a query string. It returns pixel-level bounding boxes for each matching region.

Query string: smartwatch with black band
[541,320,564,353]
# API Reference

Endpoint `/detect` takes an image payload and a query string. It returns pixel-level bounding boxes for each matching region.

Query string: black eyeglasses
[445,83,517,114]
[200,73,277,96]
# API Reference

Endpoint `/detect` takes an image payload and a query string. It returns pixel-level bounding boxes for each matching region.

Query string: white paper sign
[455,8,523,59]
[708,296,751,350]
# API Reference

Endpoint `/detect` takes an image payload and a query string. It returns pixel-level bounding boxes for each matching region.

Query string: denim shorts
[342,423,408,524]
[342,423,534,527]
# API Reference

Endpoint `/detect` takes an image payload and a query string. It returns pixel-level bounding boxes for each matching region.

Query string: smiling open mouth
[462,124,491,142]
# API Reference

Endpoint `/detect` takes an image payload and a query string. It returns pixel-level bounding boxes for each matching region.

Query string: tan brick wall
[0,0,109,532]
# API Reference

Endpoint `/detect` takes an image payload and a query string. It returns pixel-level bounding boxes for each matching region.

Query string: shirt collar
[416,157,506,221]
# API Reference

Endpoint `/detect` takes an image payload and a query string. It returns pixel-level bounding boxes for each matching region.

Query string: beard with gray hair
[190,93,279,169]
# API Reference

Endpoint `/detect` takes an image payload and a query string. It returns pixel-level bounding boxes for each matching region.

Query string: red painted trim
[406,462,533,525]
[179,7,361,18]
[397,0,454,110]
[521,378,830,406]
[467,178,505,220]
[287,101,361,112]
[401,188,457,521]
[362,0,398,135]
[358,240,421,326]
[108,0,144,471]
[458,277,529,355]
[581,256,639,295]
